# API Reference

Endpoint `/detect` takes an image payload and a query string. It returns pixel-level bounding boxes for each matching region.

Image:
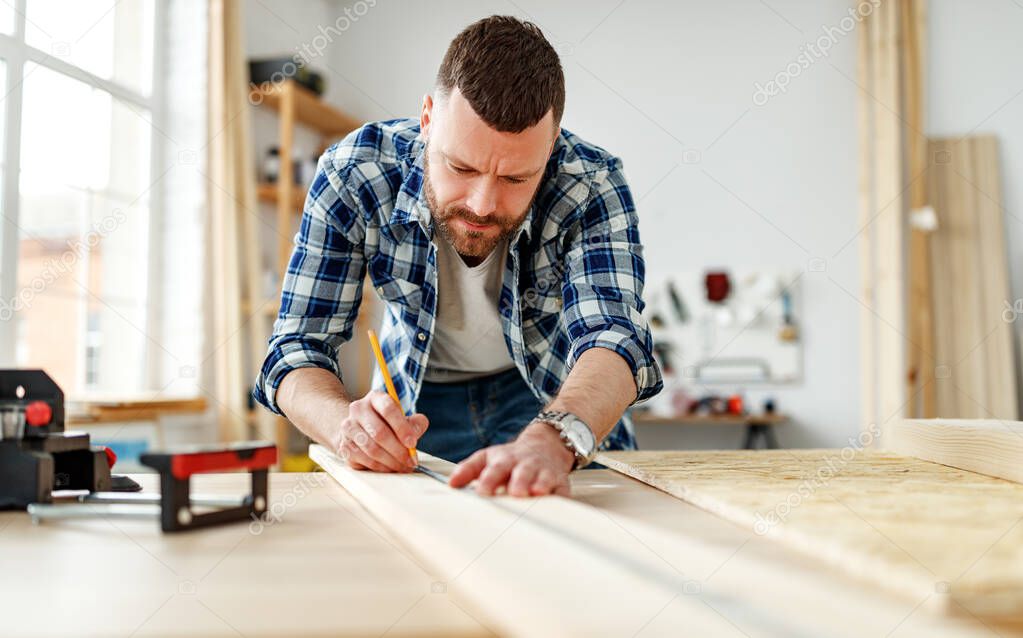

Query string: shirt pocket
[371,274,423,313]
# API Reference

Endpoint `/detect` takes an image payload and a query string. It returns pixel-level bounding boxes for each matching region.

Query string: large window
[0,1,200,398]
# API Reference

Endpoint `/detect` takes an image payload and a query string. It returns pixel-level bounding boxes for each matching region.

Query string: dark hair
[436,15,565,133]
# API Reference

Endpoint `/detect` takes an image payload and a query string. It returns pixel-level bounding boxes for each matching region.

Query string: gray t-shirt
[423,232,515,383]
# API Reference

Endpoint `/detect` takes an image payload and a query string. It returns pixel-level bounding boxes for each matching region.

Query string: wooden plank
[972,137,1017,419]
[928,136,1017,419]
[928,139,957,417]
[208,0,249,441]
[599,449,1023,620]
[311,446,1002,637]
[310,445,737,637]
[951,139,987,416]
[891,418,1023,484]
[858,0,907,442]
[872,0,906,441]
[856,5,878,439]
[902,0,937,417]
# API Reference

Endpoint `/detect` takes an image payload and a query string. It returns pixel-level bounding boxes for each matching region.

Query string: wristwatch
[532,410,598,470]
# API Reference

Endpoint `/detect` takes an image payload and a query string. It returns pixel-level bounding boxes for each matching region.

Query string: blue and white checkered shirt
[254,119,662,421]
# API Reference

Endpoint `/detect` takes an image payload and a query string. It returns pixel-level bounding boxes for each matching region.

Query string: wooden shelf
[246,79,366,463]
[252,80,361,137]
[257,182,305,211]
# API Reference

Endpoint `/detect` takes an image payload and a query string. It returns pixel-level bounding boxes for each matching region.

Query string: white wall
[927,0,1023,415]
[245,0,868,448]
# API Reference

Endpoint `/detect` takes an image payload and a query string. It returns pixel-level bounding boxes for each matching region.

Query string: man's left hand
[448,421,575,496]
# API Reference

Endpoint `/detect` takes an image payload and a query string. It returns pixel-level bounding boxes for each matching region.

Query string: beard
[423,150,536,261]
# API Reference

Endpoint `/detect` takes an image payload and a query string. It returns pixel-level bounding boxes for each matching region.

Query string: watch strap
[533,411,596,469]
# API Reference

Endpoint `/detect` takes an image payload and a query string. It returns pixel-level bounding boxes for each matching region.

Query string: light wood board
[311,445,747,638]
[312,445,1012,637]
[598,449,1023,620]
[857,0,908,444]
[928,136,1018,420]
[892,418,1023,484]
[902,0,937,418]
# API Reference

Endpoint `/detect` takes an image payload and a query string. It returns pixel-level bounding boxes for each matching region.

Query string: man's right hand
[337,391,429,473]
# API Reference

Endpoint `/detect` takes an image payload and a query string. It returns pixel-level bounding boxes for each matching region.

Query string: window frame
[0,0,169,397]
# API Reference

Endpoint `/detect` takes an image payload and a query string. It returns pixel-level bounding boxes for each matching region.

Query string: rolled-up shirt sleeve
[253,157,367,416]
[561,163,663,403]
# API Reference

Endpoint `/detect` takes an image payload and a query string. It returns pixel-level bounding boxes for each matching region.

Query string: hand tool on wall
[704,271,731,303]
[666,279,689,323]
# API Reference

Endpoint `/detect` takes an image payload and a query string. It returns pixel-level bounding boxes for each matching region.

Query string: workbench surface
[0,469,1013,637]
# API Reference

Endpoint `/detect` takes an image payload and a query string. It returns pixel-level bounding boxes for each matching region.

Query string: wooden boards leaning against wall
[857,0,909,440]
[858,1,1018,426]
[927,136,1018,420]
[901,0,937,419]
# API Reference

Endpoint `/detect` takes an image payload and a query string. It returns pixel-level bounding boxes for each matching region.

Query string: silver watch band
[533,410,597,469]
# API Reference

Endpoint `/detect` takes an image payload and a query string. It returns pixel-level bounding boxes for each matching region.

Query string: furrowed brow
[440,149,542,180]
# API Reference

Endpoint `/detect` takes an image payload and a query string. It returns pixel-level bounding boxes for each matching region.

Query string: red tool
[3,369,276,533]
[29,442,276,532]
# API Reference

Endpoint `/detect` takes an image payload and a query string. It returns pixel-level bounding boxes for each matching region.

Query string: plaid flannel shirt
[254,119,662,425]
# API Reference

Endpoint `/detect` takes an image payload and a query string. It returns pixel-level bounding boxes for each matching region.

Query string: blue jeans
[414,367,636,465]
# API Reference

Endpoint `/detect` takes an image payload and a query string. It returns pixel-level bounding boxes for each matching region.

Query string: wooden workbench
[0,473,485,637]
[0,465,1013,637]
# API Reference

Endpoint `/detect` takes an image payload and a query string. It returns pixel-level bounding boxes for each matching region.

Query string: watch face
[564,420,595,452]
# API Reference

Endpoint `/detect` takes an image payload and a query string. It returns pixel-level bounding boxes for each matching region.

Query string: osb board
[598,449,1023,619]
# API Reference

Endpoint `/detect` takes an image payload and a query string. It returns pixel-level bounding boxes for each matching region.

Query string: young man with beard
[254,15,662,497]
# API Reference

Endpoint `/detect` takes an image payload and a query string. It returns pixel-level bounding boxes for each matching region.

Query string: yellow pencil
[367,329,418,466]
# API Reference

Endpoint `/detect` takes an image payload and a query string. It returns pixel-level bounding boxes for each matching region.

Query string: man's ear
[420,93,434,140]
[547,112,559,156]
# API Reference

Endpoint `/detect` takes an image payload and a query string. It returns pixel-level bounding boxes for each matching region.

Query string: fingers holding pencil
[334,330,430,473]
[339,392,428,472]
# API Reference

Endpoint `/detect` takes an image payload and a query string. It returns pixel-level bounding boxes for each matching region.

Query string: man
[254,15,661,497]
